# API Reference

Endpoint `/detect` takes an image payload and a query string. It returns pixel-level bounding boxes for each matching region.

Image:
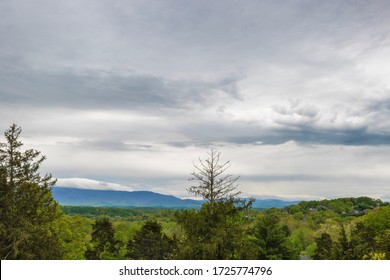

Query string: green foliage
[309,206,390,260]
[126,220,177,260]
[0,124,56,188]
[374,229,390,259]
[173,150,257,260]
[61,196,389,260]
[349,221,375,259]
[333,225,353,260]
[85,217,122,260]
[113,222,140,243]
[253,212,299,260]
[175,199,256,259]
[313,233,333,260]
[61,206,176,222]
[363,206,390,232]
[288,197,387,216]
[57,215,92,259]
[13,199,386,260]
[349,207,390,259]
[0,124,63,259]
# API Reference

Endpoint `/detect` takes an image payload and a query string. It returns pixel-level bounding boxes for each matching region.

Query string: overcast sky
[1,0,390,201]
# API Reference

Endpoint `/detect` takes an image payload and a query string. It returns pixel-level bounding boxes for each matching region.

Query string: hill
[52,187,202,208]
[52,187,297,208]
[252,198,298,209]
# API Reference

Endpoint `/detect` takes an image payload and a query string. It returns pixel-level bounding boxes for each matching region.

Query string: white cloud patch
[56,178,135,192]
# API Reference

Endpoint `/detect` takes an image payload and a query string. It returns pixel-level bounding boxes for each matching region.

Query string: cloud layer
[1,0,390,200]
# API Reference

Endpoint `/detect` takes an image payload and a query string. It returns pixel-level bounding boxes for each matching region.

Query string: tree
[175,199,256,259]
[0,124,56,188]
[57,215,91,260]
[126,220,176,260]
[85,217,120,260]
[334,225,352,260]
[188,149,247,205]
[253,212,299,260]
[313,233,333,260]
[174,149,255,259]
[374,229,390,260]
[349,207,390,259]
[0,124,63,259]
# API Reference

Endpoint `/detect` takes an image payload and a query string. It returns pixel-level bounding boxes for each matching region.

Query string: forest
[1,124,390,260]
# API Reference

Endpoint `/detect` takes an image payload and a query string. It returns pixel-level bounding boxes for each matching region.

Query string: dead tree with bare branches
[188,149,242,205]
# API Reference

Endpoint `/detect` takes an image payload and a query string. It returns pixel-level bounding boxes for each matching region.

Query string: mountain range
[52,187,298,209]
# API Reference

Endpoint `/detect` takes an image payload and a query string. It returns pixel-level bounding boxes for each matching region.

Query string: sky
[1,0,390,201]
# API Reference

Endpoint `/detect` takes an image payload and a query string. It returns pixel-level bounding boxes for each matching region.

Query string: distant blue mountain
[52,187,297,209]
[252,199,298,209]
[52,187,203,208]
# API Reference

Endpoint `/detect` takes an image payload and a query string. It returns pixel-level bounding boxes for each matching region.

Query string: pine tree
[85,218,120,260]
[126,220,176,260]
[313,233,333,260]
[0,124,63,259]
[334,225,352,260]
[253,212,298,260]
[175,198,256,259]
[0,124,56,188]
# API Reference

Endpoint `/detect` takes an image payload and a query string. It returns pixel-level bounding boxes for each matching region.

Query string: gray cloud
[265,128,390,146]
[367,95,390,112]
[2,0,390,199]
[71,140,155,152]
[221,129,390,146]
[0,64,242,109]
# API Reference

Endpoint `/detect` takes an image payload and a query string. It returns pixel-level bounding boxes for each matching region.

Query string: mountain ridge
[52,186,298,209]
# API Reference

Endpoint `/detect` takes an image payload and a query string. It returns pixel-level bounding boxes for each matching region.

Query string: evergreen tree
[0,124,63,259]
[313,233,333,260]
[175,198,256,259]
[0,124,56,188]
[253,212,298,260]
[334,225,352,260]
[85,217,120,259]
[126,220,176,260]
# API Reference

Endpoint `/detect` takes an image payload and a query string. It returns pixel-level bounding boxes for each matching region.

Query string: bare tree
[188,149,241,204]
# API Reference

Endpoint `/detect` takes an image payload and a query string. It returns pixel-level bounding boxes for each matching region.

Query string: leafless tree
[188,149,241,204]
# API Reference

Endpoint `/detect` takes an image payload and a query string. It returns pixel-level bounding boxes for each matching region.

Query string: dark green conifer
[0,124,63,259]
